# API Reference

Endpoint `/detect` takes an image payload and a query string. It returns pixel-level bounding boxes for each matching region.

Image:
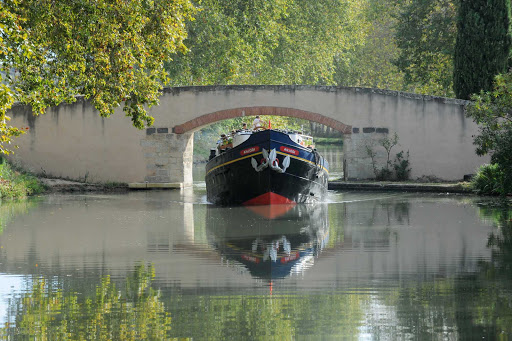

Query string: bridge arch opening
[174,107,353,182]
[172,106,353,135]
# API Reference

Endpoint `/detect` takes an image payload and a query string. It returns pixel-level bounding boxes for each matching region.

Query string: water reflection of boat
[206,204,329,280]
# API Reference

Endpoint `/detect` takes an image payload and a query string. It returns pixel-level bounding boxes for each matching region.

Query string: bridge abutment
[343,128,392,180]
[141,130,194,186]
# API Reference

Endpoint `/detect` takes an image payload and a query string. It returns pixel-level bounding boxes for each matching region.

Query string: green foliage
[2,264,171,340]
[466,71,512,195]
[264,0,366,85]
[394,0,457,97]
[366,133,411,181]
[167,0,368,86]
[0,158,46,199]
[381,132,400,169]
[0,7,26,154]
[335,0,404,90]
[0,0,196,153]
[394,150,411,181]
[166,0,289,85]
[470,164,504,195]
[453,0,512,99]
[167,0,456,95]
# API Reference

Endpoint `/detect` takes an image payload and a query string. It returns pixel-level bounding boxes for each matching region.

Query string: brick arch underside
[172,107,352,134]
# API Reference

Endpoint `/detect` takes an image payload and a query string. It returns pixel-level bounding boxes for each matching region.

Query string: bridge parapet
[7,85,486,185]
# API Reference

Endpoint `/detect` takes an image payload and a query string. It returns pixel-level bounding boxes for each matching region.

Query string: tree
[394,0,457,97]
[0,0,196,154]
[261,0,367,85]
[0,5,28,154]
[334,0,405,90]
[166,0,368,86]
[165,0,291,85]
[453,0,512,99]
[466,71,512,195]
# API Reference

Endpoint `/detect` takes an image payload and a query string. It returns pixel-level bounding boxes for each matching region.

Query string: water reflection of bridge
[0,192,493,288]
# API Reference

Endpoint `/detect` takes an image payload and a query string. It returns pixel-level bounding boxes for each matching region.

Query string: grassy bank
[0,159,46,200]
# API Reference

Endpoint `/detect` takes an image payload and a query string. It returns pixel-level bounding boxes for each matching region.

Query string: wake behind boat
[205,128,328,206]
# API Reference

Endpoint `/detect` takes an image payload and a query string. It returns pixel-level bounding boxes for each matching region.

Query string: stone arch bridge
[8,85,486,186]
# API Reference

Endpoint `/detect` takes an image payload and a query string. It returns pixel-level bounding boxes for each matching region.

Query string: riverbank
[40,178,129,193]
[0,160,46,199]
[39,178,473,195]
[328,181,472,194]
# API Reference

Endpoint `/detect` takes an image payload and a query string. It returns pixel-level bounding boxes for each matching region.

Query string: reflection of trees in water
[364,280,458,339]
[343,199,411,249]
[376,200,411,227]
[363,202,512,340]
[167,292,363,339]
[1,264,171,340]
[0,199,40,236]
[480,206,512,278]
[348,198,411,228]
[458,205,512,338]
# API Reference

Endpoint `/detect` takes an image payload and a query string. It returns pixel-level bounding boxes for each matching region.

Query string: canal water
[0,187,511,340]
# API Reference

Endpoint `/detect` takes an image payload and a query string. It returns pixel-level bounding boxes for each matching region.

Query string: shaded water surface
[0,189,511,340]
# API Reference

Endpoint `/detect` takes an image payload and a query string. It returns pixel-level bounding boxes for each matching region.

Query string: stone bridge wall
[7,85,487,185]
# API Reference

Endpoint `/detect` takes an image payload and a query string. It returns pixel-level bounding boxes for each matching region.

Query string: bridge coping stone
[161,85,469,105]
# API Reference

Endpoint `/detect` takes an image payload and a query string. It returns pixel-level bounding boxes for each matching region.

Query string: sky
[0,274,25,324]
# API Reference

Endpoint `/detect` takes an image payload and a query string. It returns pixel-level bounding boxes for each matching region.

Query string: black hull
[205,130,328,206]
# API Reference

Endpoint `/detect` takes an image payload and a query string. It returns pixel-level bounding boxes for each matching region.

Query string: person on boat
[217,134,228,151]
[228,131,235,145]
[242,122,248,130]
[252,115,263,130]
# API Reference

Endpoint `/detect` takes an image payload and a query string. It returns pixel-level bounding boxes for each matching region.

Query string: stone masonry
[343,127,391,180]
[141,128,193,185]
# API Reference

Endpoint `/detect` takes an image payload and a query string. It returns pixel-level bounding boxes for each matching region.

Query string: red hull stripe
[242,192,296,206]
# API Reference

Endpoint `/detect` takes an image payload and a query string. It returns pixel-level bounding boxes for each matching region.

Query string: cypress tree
[453,0,511,99]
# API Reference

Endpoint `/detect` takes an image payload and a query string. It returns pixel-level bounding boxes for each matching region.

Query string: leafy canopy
[0,0,196,154]
[394,0,457,97]
[335,0,404,90]
[466,70,512,195]
[166,0,369,86]
[453,0,511,99]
